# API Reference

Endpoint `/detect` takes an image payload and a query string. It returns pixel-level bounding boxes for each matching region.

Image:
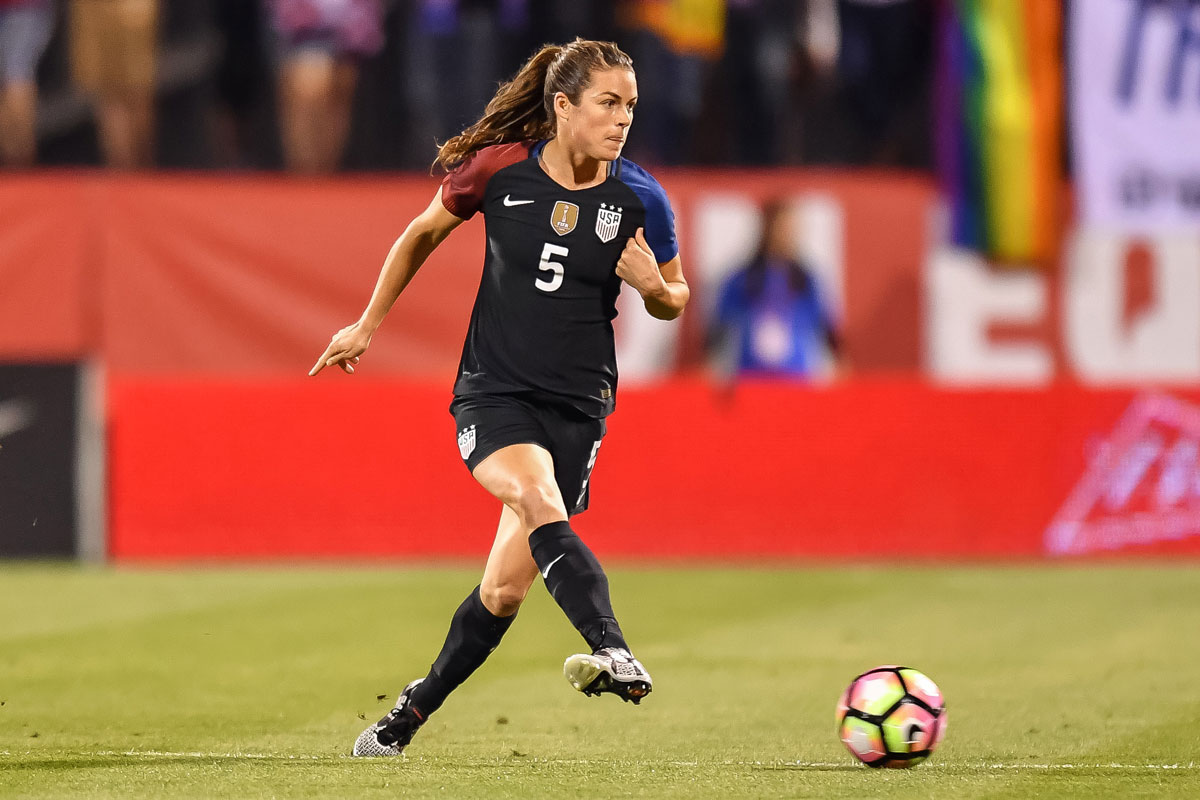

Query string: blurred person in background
[719,0,843,166]
[708,197,840,379]
[720,0,798,165]
[210,0,271,169]
[526,0,616,45]
[70,0,159,168]
[402,0,530,154]
[311,38,687,757]
[617,0,723,165]
[0,0,54,167]
[267,0,384,173]
[826,0,932,166]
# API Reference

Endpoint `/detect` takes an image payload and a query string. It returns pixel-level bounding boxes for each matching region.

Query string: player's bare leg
[479,504,541,616]
[470,443,570,533]
[473,444,652,703]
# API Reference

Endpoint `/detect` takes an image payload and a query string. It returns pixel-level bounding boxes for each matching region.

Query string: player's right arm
[310,190,464,376]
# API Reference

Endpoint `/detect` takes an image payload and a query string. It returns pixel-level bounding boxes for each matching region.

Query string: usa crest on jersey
[595,203,622,243]
[457,425,476,460]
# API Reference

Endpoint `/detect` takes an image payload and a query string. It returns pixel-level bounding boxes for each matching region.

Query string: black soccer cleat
[352,678,426,757]
[563,647,653,704]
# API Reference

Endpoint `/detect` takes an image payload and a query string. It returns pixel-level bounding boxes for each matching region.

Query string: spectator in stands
[720,0,805,165]
[830,0,932,166]
[70,0,160,169]
[526,0,616,46]
[267,0,385,174]
[211,0,271,169]
[617,0,724,165]
[0,0,54,167]
[709,198,841,379]
[403,0,530,155]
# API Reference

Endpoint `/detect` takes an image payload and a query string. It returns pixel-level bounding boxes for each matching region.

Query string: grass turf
[1,564,1199,798]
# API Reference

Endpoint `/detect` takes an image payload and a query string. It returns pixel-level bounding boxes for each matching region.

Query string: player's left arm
[616,227,690,320]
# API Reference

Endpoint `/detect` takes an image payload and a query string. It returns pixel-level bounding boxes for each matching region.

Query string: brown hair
[434,38,634,170]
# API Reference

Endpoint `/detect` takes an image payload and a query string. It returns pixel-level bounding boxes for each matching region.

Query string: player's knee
[479,580,528,617]
[510,478,565,528]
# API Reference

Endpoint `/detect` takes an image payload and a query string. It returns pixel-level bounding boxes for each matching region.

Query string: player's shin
[407,585,517,717]
[528,520,628,651]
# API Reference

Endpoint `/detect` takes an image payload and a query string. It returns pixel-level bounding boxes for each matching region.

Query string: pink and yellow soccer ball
[836,665,947,768]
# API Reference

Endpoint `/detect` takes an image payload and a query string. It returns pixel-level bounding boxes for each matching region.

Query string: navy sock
[407,585,515,717]
[528,520,628,652]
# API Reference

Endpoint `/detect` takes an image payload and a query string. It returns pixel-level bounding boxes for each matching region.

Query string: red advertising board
[5,174,1198,561]
[107,377,1200,561]
[0,172,932,376]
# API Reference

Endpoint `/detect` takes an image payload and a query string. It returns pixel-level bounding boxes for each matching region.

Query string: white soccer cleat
[352,678,425,757]
[564,647,652,704]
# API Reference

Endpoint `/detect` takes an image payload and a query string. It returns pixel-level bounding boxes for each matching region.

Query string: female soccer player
[310,38,688,757]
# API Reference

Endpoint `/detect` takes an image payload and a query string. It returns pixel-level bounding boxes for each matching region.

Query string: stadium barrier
[108,376,1200,561]
[0,171,932,375]
[4,173,1193,388]
[0,362,104,559]
[3,174,1197,561]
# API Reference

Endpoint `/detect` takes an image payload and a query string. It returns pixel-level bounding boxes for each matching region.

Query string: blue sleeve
[619,161,679,264]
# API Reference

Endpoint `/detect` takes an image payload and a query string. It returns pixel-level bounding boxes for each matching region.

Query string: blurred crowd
[0,0,933,172]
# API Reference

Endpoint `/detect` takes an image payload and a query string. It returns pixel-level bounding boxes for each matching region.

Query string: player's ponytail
[434,39,633,170]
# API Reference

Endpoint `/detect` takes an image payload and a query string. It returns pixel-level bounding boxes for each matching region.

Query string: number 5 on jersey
[537,243,569,292]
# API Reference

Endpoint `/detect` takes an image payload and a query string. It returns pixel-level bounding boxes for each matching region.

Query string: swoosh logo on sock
[540,553,566,579]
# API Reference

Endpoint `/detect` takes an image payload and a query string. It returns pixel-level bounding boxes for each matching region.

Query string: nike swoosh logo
[0,399,35,441]
[503,195,535,206]
[541,553,566,579]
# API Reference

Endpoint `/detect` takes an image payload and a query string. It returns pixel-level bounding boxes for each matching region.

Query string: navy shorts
[450,393,606,516]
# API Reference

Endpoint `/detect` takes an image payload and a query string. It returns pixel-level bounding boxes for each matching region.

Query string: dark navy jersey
[441,140,678,418]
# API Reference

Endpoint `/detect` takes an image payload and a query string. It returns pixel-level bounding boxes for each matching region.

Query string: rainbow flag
[936,0,1062,265]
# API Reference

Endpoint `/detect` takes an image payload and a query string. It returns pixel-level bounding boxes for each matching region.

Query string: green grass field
[2,564,1199,798]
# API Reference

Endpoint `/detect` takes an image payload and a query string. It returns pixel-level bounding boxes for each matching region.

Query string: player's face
[565,67,637,161]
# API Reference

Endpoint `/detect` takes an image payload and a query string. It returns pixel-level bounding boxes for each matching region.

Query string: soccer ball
[836,665,947,768]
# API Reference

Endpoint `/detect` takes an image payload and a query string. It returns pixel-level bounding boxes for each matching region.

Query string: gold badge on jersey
[551,201,579,236]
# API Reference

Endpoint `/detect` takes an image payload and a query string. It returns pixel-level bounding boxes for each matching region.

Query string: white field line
[0,751,1198,770]
[782,761,1199,771]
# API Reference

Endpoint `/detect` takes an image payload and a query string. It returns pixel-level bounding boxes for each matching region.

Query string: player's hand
[310,321,372,376]
[616,228,665,297]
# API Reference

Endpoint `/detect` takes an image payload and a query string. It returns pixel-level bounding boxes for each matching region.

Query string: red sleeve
[440,141,534,220]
